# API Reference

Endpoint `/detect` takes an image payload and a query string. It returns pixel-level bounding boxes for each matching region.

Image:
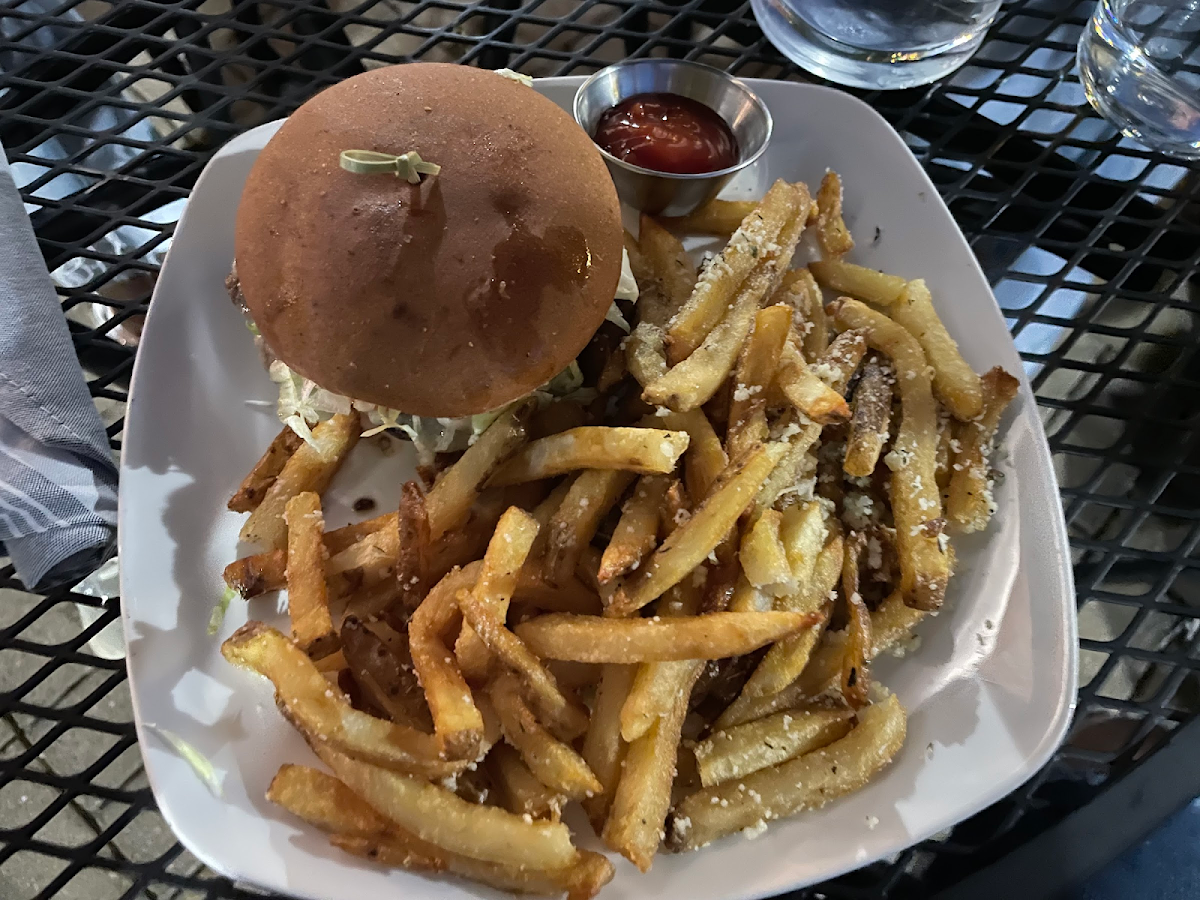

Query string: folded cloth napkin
[0,140,118,591]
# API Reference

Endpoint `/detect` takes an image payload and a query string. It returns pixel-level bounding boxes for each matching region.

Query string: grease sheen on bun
[235,63,623,418]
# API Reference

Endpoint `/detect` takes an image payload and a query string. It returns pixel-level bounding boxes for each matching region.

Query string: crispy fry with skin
[891,279,983,421]
[775,342,851,424]
[334,835,614,900]
[546,469,636,586]
[610,443,784,616]
[599,474,670,583]
[947,366,1019,533]
[283,492,337,657]
[657,409,727,503]
[639,214,696,313]
[845,356,894,478]
[222,623,461,778]
[830,298,949,611]
[817,328,869,393]
[515,610,819,663]
[455,508,590,740]
[665,181,798,364]
[488,673,602,800]
[727,305,793,460]
[752,419,821,518]
[776,268,828,360]
[668,695,907,851]
[815,170,854,256]
[625,323,670,388]
[661,199,760,236]
[581,663,637,832]
[487,428,689,486]
[487,742,565,821]
[810,259,907,306]
[229,427,304,512]
[409,564,485,759]
[320,746,577,870]
[426,404,528,540]
[267,763,391,837]
[604,662,701,871]
[871,590,927,657]
[240,413,360,550]
[693,707,855,787]
[646,193,809,411]
[394,481,430,612]
[841,532,872,709]
[340,616,431,731]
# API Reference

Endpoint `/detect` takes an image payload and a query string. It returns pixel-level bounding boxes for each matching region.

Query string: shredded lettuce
[616,247,639,301]
[146,723,223,797]
[208,586,239,636]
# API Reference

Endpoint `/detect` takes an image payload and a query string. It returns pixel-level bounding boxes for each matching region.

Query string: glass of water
[1077,0,1200,159]
[750,0,1004,90]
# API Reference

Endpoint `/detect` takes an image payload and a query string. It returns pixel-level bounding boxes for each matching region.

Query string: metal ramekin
[573,59,773,216]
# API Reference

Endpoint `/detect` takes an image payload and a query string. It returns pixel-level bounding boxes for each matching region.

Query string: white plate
[119,77,1077,900]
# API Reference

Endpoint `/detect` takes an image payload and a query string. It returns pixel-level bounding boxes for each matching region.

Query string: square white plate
[119,76,1077,900]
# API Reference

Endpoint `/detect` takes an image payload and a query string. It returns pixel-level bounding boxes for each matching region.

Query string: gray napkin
[0,141,118,590]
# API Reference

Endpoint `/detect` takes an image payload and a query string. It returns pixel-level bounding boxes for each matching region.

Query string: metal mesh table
[2,1,1199,898]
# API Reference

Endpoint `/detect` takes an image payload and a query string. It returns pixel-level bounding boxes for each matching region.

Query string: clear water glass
[750,0,1004,90]
[1077,0,1200,159]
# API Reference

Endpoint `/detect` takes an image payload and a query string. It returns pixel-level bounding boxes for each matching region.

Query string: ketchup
[593,93,739,175]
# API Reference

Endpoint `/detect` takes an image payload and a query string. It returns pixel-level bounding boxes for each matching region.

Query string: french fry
[936,410,953,491]
[221,623,461,778]
[340,616,431,731]
[426,404,528,540]
[693,707,854,788]
[871,589,927,657]
[282,492,337,657]
[546,469,636,586]
[752,419,821,517]
[947,366,1019,533]
[334,835,614,899]
[409,564,485,759]
[599,475,670,583]
[661,198,760,236]
[645,193,808,412]
[321,746,578,870]
[810,259,907,306]
[780,500,828,594]
[817,327,869,393]
[776,268,828,361]
[610,443,785,616]
[487,742,566,821]
[625,323,670,389]
[394,481,431,611]
[830,298,948,611]
[727,305,793,460]
[240,413,360,550]
[267,763,390,837]
[775,342,851,424]
[739,509,795,597]
[229,426,304,512]
[841,532,872,710]
[488,673,601,799]
[665,180,797,363]
[487,427,689,486]
[325,512,394,555]
[844,356,894,478]
[721,530,841,720]
[515,610,818,663]
[715,635,844,730]
[728,572,771,613]
[223,548,285,597]
[454,509,590,740]
[815,170,854,256]
[604,662,700,871]
[639,214,697,313]
[891,279,983,421]
[657,409,727,502]
[581,663,637,832]
[668,695,907,851]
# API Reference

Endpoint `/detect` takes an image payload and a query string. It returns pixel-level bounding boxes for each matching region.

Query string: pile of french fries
[220,173,1018,897]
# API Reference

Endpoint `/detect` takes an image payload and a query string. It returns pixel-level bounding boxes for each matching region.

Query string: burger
[228,63,637,462]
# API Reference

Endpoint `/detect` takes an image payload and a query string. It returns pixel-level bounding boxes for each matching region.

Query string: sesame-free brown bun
[235,63,623,418]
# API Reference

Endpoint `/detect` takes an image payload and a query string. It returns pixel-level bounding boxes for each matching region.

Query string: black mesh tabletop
[2,1,1200,898]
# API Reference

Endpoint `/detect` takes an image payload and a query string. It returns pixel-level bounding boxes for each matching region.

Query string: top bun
[235,63,623,418]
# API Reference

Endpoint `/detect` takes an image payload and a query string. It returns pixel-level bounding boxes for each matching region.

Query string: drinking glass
[750,0,1004,90]
[1077,0,1200,159]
